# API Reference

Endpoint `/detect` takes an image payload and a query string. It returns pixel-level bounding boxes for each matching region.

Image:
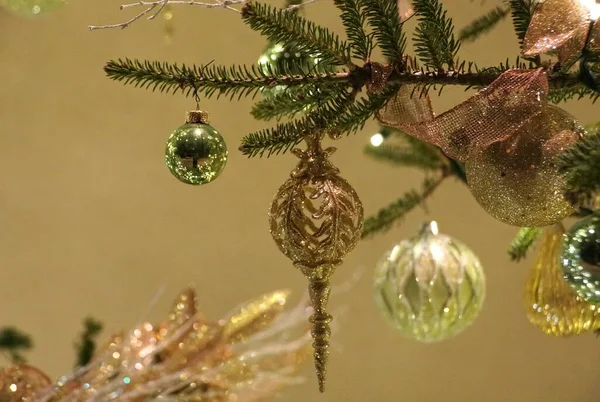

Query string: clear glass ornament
[524,224,600,336]
[373,222,485,342]
[164,111,227,185]
[562,214,600,304]
[1,0,65,17]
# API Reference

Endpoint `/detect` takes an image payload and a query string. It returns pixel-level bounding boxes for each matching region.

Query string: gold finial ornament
[269,131,364,392]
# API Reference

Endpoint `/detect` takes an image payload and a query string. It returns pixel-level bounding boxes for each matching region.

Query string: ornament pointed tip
[318,379,325,393]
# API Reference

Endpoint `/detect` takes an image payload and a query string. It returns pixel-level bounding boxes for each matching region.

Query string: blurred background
[1,0,600,400]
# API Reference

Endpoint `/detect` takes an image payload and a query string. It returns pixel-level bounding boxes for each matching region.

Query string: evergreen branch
[557,130,600,201]
[362,0,406,63]
[458,6,510,43]
[364,143,441,169]
[105,59,586,101]
[241,1,353,67]
[362,174,446,238]
[241,90,354,157]
[74,317,103,368]
[334,86,399,133]
[240,114,324,157]
[508,0,538,46]
[104,59,348,100]
[241,87,397,157]
[334,0,373,61]
[547,85,600,103]
[508,227,541,261]
[0,327,32,364]
[412,0,460,70]
[251,83,347,121]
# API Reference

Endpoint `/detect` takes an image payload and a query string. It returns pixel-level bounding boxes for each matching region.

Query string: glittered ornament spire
[269,131,363,392]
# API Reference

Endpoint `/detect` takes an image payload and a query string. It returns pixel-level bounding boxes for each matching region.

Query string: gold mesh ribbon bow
[375,68,584,227]
[377,69,549,162]
[522,0,600,63]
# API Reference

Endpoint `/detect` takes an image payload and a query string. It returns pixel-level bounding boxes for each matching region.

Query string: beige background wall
[1,1,600,401]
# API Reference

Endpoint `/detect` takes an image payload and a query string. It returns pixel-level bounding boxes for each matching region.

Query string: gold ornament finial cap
[186,110,210,124]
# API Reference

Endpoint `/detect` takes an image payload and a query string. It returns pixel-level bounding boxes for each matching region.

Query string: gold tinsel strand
[0,288,312,401]
[269,131,363,392]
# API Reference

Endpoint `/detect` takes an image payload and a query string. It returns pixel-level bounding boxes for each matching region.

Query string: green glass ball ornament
[562,214,600,303]
[165,111,227,185]
[373,222,486,342]
[1,0,65,17]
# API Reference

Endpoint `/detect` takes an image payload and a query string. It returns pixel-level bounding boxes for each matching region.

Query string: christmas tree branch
[363,0,406,63]
[458,6,509,43]
[508,227,541,261]
[104,57,587,101]
[557,129,600,203]
[334,0,373,61]
[362,173,448,238]
[241,86,397,157]
[364,141,442,170]
[508,0,537,46]
[412,0,460,70]
[241,1,353,67]
[103,59,349,99]
[251,83,348,121]
[0,327,32,364]
[74,317,103,368]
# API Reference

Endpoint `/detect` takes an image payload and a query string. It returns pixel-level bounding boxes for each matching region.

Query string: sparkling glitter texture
[522,0,600,63]
[373,222,486,342]
[3,288,311,401]
[376,69,584,227]
[466,105,584,227]
[269,131,363,392]
[165,111,228,185]
[524,224,600,336]
[0,365,51,401]
[562,214,600,304]
[1,0,65,17]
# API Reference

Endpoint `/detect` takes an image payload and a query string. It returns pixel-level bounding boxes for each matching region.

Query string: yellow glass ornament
[269,131,363,392]
[524,224,600,336]
[466,105,584,227]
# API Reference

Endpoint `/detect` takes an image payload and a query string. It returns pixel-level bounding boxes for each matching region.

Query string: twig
[89,0,322,31]
[148,0,169,20]
[89,3,159,30]
[287,0,320,10]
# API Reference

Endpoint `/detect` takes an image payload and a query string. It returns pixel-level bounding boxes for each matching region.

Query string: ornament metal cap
[419,221,439,237]
[186,110,210,124]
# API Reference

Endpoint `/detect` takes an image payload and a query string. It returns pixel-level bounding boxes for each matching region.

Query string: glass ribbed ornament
[561,214,600,304]
[373,222,486,342]
[165,111,227,185]
[1,0,64,16]
[524,224,600,336]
